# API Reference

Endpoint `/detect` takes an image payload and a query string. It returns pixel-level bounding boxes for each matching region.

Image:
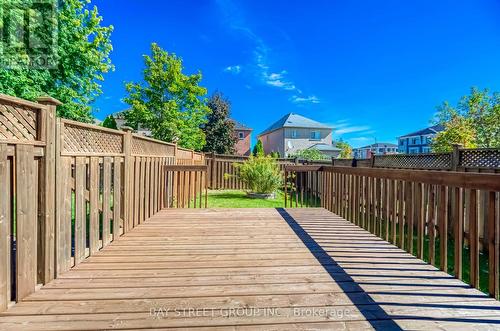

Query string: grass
[204,190,287,208]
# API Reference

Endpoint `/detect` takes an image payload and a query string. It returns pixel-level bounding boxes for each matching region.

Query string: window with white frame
[238,132,244,140]
[291,130,298,138]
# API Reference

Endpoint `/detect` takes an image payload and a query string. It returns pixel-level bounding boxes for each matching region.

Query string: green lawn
[205,190,287,208]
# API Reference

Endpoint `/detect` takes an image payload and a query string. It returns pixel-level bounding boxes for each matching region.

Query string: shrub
[228,155,283,194]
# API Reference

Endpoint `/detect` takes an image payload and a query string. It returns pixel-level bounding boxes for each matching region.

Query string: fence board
[113,156,121,240]
[0,144,10,310]
[102,157,112,246]
[15,144,36,301]
[89,157,100,254]
[74,156,86,265]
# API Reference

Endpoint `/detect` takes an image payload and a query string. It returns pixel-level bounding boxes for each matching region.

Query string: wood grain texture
[15,144,36,301]
[0,144,10,310]
[1,208,499,330]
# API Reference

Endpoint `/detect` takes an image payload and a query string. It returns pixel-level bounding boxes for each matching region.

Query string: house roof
[399,124,445,138]
[259,113,331,136]
[357,142,398,149]
[231,119,252,131]
[308,143,341,152]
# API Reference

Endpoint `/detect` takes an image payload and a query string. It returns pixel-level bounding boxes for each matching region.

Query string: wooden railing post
[122,127,133,233]
[451,144,462,171]
[210,152,215,189]
[37,96,61,284]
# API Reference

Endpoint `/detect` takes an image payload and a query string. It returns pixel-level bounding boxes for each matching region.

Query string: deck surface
[1,208,500,330]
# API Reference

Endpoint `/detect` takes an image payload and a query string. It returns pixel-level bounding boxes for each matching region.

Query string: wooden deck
[1,208,500,330]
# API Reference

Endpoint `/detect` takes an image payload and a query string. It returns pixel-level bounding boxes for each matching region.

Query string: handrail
[322,166,500,191]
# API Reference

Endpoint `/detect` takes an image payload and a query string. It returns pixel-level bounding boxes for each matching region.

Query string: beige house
[258,113,339,158]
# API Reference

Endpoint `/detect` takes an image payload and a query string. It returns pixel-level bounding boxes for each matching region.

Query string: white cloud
[335,125,371,135]
[224,65,241,74]
[216,0,314,101]
[290,95,320,104]
[264,71,297,91]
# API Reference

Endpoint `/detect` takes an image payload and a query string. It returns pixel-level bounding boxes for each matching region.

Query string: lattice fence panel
[131,136,175,156]
[374,153,452,169]
[0,102,39,141]
[460,149,500,169]
[63,123,123,154]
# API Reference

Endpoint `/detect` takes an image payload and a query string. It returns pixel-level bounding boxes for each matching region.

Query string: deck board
[1,208,500,330]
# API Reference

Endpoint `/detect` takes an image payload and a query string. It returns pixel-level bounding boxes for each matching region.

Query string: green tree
[292,148,327,160]
[124,43,209,150]
[253,140,264,156]
[433,87,500,150]
[202,92,236,154]
[335,140,352,158]
[0,0,114,122]
[101,115,117,130]
[431,116,477,152]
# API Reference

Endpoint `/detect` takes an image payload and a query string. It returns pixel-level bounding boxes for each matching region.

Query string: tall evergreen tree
[101,115,118,129]
[203,92,237,154]
[253,140,264,156]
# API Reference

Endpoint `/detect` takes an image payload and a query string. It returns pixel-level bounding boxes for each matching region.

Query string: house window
[291,130,298,138]
[238,132,244,140]
[310,131,320,140]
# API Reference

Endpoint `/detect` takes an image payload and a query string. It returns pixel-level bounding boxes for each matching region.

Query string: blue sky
[92,0,500,148]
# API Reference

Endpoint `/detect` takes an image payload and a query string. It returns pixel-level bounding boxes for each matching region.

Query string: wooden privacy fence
[205,153,294,190]
[284,165,323,208]
[0,94,203,312]
[176,147,204,165]
[311,165,500,299]
[164,165,208,208]
[342,145,500,173]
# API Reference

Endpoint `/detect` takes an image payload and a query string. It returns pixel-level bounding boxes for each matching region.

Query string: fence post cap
[37,96,62,106]
[121,126,134,132]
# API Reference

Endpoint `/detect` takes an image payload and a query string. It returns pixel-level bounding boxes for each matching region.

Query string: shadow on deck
[1,208,500,330]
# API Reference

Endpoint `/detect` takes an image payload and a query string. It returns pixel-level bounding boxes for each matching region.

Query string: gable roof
[231,119,252,131]
[357,142,398,149]
[259,113,331,136]
[399,124,445,138]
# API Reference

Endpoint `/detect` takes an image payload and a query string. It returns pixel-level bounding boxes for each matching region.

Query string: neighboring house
[398,124,445,154]
[231,119,252,156]
[353,143,398,159]
[308,143,341,158]
[113,110,152,137]
[258,113,335,158]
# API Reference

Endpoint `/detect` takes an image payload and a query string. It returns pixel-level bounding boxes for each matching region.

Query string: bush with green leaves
[228,155,283,194]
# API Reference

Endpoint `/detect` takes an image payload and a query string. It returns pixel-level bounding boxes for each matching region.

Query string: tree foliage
[101,115,117,130]
[253,140,264,157]
[202,92,236,154]
[432,116,477,152]
[291,148,327,160]
[0,0,114,122]
[335,140,352,158]
[124,43,209,150]
[432,87,500,151]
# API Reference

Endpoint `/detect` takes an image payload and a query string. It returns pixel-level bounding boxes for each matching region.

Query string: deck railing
[164,165,208,208]
[205,153,295,189]
[285,164,500,299]
[0,94,204,312]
